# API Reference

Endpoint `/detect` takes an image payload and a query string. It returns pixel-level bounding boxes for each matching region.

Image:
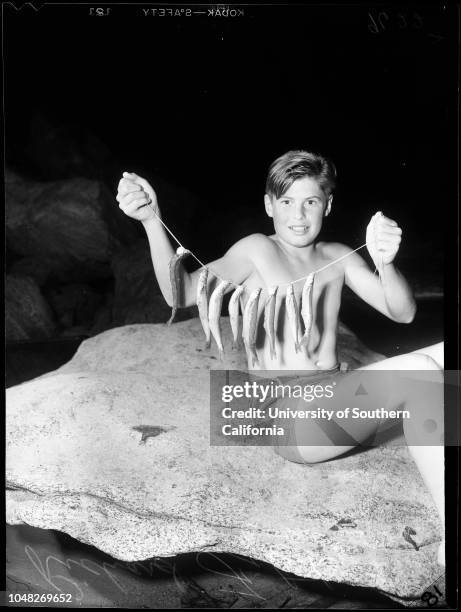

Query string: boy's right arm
[117,172,255,307]
[117,172,178,306]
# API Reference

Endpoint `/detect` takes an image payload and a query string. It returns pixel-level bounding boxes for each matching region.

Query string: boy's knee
[412,353,440,371]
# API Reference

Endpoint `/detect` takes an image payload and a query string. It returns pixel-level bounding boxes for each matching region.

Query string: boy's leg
[280,346,444,463]
[280,345,445,564]
[410,341,444,369]
[359,348,445,565]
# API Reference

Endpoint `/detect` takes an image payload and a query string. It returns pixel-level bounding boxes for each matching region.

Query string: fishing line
[146,200,383,289]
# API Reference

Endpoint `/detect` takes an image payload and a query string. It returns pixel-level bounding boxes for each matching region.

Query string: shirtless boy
[116,150,445,565]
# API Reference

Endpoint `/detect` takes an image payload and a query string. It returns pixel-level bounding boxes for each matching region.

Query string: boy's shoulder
[230,233,276,253]
[318,241,351,257]
[317,241,362,266]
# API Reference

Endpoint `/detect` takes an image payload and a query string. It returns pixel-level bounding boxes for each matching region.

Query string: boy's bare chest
[240,249,345,370]
[243,245,345,305]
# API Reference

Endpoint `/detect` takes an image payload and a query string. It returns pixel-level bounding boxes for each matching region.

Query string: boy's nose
[294,203,305,218]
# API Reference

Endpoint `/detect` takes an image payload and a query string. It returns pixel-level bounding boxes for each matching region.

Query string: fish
[208,279,232,359]
[298,273,315,349]
[228,285,245,349]
[242,288,262,367]
[196,267,211,347]
[285,283,301,353]
[167,246,191,326]
[263,285,278,360]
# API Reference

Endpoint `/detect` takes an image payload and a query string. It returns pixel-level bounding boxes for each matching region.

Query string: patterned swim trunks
[248,363,393,463]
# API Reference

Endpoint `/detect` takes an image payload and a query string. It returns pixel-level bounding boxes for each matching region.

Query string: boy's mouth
[289,225,309,235]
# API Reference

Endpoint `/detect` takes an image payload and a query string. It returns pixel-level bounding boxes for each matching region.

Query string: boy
[116,150,444,564]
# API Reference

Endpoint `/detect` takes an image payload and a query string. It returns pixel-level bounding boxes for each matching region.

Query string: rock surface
[5,275,58,341]
[6,320,443,603]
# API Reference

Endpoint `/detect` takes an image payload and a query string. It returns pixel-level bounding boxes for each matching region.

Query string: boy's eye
[305,199,318,207]
[280,200,291,206]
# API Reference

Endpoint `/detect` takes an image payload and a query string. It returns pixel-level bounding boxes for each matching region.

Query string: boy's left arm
[342,212,417,323]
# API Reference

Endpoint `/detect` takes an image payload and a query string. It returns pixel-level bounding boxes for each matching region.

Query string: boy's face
[264,176,332,248]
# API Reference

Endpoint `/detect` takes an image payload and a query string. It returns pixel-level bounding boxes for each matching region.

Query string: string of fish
[148,201,384,365]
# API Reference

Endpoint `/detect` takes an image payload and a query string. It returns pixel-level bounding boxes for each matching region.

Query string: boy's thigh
[273,368,393,464]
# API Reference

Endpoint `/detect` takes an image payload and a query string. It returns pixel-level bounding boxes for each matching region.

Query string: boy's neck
[274,236,318,263]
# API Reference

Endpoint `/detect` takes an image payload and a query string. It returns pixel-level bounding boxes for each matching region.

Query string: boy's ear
[264,194,274,218]
[324,195,333,217]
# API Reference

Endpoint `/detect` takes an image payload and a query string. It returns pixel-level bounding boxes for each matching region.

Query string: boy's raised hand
[366,211,402,266]
[116,172,160,223]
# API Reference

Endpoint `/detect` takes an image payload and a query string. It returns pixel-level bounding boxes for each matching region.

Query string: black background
[4,3,457,260]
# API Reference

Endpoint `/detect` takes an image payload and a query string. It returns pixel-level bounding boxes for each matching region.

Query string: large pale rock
[5,275,57,341]
[5,169,138,283]
[6,320,442,603]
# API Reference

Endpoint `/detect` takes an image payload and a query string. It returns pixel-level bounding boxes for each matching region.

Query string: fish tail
[298,334,308,349]
[202,326,211,347]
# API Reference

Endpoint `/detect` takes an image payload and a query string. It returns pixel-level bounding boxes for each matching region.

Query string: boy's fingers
[122,172,147,192]
[117,176,141,195]
[124,172,152,194]
[376,220,400,234]
[380,220,399,230]
[117,191,143,205]
[377,213,397,227]
[119,198,148,214]
[130,198,147,209]
[123,191,149,206]
[377,238,400,247]
[376,239,400,250]
[377,232,401,241]
[123,181,143,194]
[118,193,147,208]
[379,227,402,237]
[118,182,143,200]
[123,171,143,184]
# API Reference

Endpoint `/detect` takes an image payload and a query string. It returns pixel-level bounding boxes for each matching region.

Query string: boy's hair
[265,150,337,199]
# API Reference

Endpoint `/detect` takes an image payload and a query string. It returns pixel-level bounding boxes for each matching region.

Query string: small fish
[286,283,300,353]
[167,246,190,326]
[228,285,245,349]
[208,279,231,359]
[299,273,315,349]
[263,285,278,360]
[196,267,211,347]
[243,288,262,367]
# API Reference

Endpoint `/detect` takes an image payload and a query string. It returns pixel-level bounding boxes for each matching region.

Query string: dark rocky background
[4,4,456,353]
